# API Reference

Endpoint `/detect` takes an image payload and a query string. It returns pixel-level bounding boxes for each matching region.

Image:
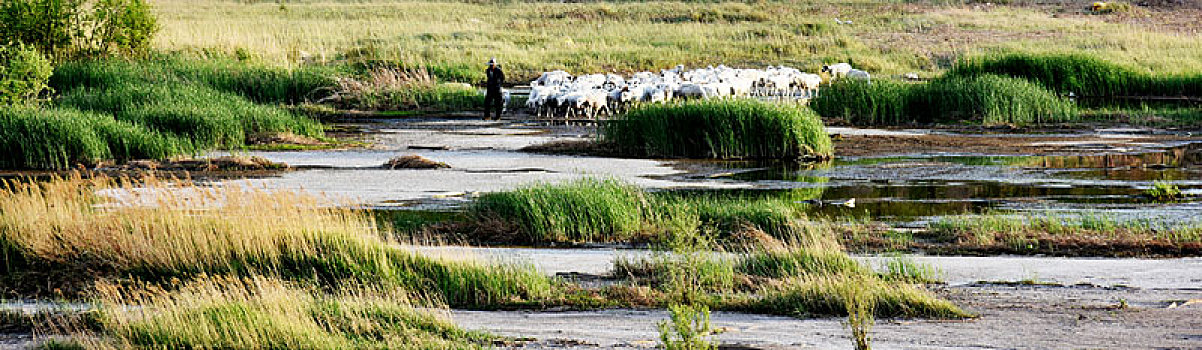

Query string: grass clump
[1144,181,1183,202]
[738,274,967,318]
[59,276,491,349]
[0,175,554,307]
[50,55,340,104]
[604,99,833,160]
[811,75,1077,125]
[469,178,650,243]
[658,304,716,350]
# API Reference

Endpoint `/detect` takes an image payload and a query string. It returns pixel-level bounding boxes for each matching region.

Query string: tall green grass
[811,74,1077,125]
[0,106,186,169]
[470,178,650,243]
[59,82,323,147]
[949,53,1202,100]
[1,55,330,169]
[604,99,833,159]
[50,55,341,104]
[468,178,820,244]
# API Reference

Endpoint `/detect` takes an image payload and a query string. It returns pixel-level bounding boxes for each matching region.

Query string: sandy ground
[454,285,1202,349]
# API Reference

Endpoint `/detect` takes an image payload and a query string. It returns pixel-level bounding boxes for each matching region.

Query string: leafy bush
[0,43,53,105]
[0,0,157,59]
[604,99,833,159]
[809,79,912,125]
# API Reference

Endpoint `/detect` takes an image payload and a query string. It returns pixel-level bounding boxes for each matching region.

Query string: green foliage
[59,82,324,148]
[737,249,868,279]
[0,0,157,59]
[1144,181,1183,202]
[811,75,1077,125]
[658,304,716,350]
[604,99,833,159]
[0,43,53,105]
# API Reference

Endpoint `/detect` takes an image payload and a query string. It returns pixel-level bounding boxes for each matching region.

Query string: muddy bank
[831,130,1193,158]
[454,285,1202,349]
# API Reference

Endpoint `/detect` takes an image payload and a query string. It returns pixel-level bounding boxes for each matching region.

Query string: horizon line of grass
[604,99,834,160]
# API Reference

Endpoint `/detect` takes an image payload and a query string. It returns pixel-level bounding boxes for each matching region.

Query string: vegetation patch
[330,67,483,112]
[603,99,833,160]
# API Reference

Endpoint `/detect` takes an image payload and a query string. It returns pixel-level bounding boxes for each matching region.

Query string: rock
[382,155,451,169]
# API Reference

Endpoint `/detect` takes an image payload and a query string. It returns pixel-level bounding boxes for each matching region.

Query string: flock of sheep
[522,63,869,119]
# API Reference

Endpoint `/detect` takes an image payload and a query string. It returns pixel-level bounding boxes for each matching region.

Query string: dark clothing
[484,66,505,120]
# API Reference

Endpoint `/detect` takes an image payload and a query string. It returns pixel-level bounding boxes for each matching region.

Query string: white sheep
[846,69,871,84]
[821,63,853,79]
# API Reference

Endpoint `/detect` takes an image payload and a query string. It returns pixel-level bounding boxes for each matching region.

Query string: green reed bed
[811,74,1077,125]
[603,99,833,160]
[948,53,1202,101]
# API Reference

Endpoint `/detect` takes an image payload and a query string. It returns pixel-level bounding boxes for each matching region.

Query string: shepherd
[484,58,505,120]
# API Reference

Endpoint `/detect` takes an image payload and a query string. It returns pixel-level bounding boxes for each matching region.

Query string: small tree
[0,44,54,105]
[0,0,157,60]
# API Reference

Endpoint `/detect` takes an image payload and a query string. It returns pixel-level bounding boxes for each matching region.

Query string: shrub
[604,99,833,159]
[0,0,157,59]
[0,43,53,105]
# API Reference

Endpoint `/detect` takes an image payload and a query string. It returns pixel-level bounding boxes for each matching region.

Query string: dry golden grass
[49,275,488,349]
[148,0,1202,79]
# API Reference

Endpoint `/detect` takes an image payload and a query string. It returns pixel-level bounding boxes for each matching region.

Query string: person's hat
[488,58,496,65]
